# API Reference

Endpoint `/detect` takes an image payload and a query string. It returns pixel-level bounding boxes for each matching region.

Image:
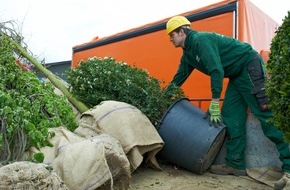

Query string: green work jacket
[170,30,258,99]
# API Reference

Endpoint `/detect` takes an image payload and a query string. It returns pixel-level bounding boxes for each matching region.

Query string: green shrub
[67,57,185,126]
[266,11,290,142]
[0,35,78,163]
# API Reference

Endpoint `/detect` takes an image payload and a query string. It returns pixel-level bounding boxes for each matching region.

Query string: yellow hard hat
[166,16,191,35]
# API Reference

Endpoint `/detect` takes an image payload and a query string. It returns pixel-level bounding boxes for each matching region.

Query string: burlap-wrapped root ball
[0,161,68,189]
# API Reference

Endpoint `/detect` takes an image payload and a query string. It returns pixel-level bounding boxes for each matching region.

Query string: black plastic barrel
[157,98,226,174]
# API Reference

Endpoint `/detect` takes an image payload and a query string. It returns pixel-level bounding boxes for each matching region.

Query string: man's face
[169,30,184,48]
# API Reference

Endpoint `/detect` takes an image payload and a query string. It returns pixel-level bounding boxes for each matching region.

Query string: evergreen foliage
[266,11,290,142]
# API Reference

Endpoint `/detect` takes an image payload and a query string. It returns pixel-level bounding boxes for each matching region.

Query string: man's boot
[274,173,290,190]
[209,164,246,176]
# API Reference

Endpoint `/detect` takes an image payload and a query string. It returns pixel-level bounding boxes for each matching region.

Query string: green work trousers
[221,58,290,173]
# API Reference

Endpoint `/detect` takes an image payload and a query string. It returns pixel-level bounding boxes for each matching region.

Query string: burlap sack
[74,100,164,172]
[52,133,131,190]
[90,134,131,190]
[246,166,283,188]
[27,127,84,165]
[0,161,68,190]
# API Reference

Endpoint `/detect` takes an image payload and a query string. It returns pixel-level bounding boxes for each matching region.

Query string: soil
[130,162,273,190]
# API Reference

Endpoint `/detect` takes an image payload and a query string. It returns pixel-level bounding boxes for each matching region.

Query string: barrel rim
[157,97,189,130]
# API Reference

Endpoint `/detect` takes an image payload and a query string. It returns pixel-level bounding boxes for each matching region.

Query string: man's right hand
[204,100,223,127]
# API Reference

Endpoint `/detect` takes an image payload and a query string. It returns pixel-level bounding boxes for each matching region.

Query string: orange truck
[72,0,278,110]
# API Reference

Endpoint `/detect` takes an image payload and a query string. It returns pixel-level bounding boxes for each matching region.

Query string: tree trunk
[7,36,89,113]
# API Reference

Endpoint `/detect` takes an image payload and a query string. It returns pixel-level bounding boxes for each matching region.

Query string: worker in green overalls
[165,15,290,190]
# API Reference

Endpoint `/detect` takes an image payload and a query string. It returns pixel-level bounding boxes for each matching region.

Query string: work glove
[204,101,223,127]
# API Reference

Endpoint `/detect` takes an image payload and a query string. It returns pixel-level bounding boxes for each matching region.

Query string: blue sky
[0,0,289,63]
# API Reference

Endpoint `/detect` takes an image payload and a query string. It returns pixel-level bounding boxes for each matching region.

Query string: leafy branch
[0,21,80,164]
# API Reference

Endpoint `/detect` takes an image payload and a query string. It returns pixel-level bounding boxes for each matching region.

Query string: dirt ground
[129,162,273,190]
